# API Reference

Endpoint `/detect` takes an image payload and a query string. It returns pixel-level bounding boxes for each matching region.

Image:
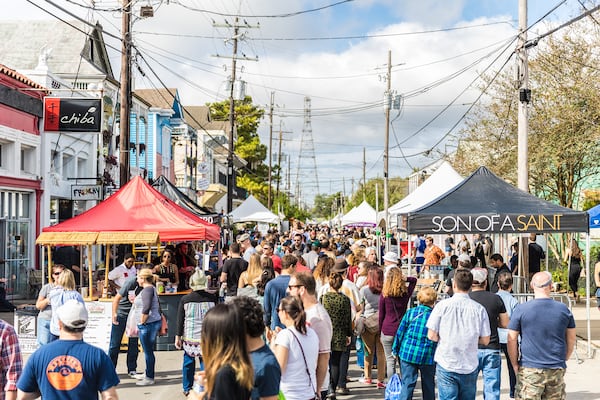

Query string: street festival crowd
[0,224,594,400]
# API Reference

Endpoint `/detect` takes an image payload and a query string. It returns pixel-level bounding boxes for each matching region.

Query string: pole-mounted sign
[43,98,102,133]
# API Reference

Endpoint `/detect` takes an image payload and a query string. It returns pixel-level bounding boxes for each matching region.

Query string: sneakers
[359,377,372,384]
[136,377,155,386]
[376,382,386,389]
[128,371,143,378]
[337,387,350,395]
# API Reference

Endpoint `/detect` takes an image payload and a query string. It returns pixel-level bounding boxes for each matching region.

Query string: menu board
[83,301,113,353]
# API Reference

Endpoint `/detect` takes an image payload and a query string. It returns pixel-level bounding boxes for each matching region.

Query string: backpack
[417,238,426,253]
[385,373,403,400]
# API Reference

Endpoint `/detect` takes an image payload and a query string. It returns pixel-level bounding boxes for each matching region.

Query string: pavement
[1,299,599,399]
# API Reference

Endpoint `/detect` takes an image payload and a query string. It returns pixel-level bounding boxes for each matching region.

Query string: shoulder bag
[289,330,319,400]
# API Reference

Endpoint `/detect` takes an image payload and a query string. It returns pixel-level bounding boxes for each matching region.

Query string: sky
[2,0,590,206]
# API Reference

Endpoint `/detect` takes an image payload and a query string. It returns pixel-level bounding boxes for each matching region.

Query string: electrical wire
[170,0,354,18]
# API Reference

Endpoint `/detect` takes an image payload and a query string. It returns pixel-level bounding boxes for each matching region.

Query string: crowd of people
[0,226,585,400]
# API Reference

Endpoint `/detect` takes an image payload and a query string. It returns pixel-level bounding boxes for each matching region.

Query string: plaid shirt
[0,320,22,398]
[392,304,436,365]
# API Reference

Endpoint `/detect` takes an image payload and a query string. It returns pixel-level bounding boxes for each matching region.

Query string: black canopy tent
[407,166,588,234]
[406,166,592,357]
[151,175,220,225]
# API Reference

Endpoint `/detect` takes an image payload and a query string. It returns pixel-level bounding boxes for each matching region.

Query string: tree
[344,177,408,213]
[312,192,344,220]
[452,22,600,259]
[208,96,268,202]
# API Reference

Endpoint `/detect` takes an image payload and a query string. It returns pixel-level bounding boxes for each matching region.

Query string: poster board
[15,311,38,354]
[83,301,112,353]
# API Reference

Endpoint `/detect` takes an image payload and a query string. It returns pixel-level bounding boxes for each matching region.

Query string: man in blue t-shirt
[17,300,120,400]
[507,271,576,400]
[231,296,281,400]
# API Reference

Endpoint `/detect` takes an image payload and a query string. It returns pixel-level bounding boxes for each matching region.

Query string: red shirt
[271,255,282,274]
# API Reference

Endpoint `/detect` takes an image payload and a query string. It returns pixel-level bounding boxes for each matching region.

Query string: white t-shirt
[305,303,332,393]
[276,326,319,400]
[108,263,137,288]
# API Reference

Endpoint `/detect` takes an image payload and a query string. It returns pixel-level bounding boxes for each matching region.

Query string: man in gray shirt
[427,268,490,400]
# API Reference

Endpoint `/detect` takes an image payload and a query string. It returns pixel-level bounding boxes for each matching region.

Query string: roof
[230,195,279,224]
[342,200,377,227]
[183,106,211,131]
[0,64,47,90]
[151,175,216,215]
[407,166,589,234]
[41,176,220,241]
[0,20,114,78]
[135,88,177,110]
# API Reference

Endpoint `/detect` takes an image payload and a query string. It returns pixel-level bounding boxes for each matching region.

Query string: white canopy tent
[384,161,463,224]
[342,200,377,227]
[230,195,280,224]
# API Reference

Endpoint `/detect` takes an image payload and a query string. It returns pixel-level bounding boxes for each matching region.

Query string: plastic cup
[172,284,178,293]
[128,290,135,302]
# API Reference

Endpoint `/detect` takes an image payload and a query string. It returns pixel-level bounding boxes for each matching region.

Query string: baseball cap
[56,299,88,329]
[471,267,488,284]
[238,233,250,243]
[458,253,471,263]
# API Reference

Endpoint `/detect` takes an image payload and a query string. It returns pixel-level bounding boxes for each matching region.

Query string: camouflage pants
[516,367,565,400]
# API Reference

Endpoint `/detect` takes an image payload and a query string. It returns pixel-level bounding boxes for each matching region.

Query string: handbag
[364,311,379,333]
[354,314,366,336]
[126,302,142,338]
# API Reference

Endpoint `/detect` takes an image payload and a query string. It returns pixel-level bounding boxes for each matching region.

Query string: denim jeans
[183,352,204,393]
[500,344,516,398]
[399,360,436,400]
[138,320,161,379]
[437,364,478,400]
[108,314,139,373]
[339,335,354,388]
[36,318,56,347]
[477,349,501,400]
[380,333,396,379]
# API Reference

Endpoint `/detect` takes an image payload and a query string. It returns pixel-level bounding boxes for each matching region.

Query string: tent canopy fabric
[342,200,377,227]
[230,195,279,224]
[151,176,218,219]
[42,176,220,241]
[390,161,463,215]
[407,166,589,234]
[587,203,600,229]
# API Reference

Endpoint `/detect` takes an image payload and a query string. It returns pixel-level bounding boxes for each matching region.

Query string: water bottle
[192,377,204,394]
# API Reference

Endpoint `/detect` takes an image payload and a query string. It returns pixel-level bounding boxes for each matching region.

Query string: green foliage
[344,177,408,213]
[452,22,600,210]
[311,192,344,220]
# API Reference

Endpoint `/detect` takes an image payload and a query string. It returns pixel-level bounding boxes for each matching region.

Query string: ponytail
[279,296,307,335]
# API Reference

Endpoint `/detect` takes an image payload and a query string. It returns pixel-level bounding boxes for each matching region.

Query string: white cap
[382,251,398,264]
[56,299,88,329]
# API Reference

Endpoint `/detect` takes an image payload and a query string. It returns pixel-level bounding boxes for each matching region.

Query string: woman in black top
[189,302,253,400]
[153,250,179,286]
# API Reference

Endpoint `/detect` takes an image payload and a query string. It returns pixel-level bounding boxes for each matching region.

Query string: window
[20,145,35,173]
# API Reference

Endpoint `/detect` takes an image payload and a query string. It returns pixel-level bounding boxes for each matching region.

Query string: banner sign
[44,98,102,132]
[71,184,103,200]
[407,213,589,234]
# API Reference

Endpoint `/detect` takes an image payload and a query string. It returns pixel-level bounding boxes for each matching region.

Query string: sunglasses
[288,285,303,290]
[53,272,61,276]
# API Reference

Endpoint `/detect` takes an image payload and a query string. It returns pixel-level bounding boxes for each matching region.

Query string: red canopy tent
[42,176,220,241]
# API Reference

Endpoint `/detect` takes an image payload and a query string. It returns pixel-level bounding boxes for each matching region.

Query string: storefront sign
[71,184,103,200]
[43,98,102,132]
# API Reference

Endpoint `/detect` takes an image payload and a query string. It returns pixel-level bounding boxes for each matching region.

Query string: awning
[36,232,98,245]
[96,231,159,245]
[200,183,227,209]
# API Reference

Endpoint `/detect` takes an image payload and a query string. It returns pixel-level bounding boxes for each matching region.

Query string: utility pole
[119,0,131,187]
[363,147,366,201]
[276,122,292,203]
[517,0,529,192]
[267,92,274,208]
[213,17,258,214]
[383,50,392,252]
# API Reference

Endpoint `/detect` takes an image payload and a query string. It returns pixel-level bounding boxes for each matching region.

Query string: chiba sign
[408,213,588,234]
[43,98,102,133]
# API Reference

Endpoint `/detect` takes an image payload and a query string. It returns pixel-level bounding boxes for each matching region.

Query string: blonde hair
[245,253,263,286]
[201,303,254,396]
[382,266,407,297]
[137,268,157,284]
[56,269,76,290]
[417,287,437,306]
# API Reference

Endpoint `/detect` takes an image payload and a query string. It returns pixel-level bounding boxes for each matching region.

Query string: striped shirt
[392,304,436,365]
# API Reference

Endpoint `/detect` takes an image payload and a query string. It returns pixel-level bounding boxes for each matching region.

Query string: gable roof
[0,20,114,79]
[183,106,211,131]
[407,166,588,234]
[42,176,220,241]
[135,88,178,110]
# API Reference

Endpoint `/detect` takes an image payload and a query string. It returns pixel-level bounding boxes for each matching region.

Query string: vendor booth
[406,166,592,356]
[341,200,377,228]
[35,176,221,351]
[230,194,280,224]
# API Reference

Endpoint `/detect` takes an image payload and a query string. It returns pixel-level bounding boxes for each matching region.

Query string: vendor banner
[407,212,589,234]
[43,97,102,132]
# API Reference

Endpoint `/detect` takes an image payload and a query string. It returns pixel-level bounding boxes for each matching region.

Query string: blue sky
[2,0,588,206]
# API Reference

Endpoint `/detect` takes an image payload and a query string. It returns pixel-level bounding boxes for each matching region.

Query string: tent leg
[585,235,591,358]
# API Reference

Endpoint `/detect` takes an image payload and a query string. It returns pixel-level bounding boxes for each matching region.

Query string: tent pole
[585,234,591,358]
[47,245,52,284]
